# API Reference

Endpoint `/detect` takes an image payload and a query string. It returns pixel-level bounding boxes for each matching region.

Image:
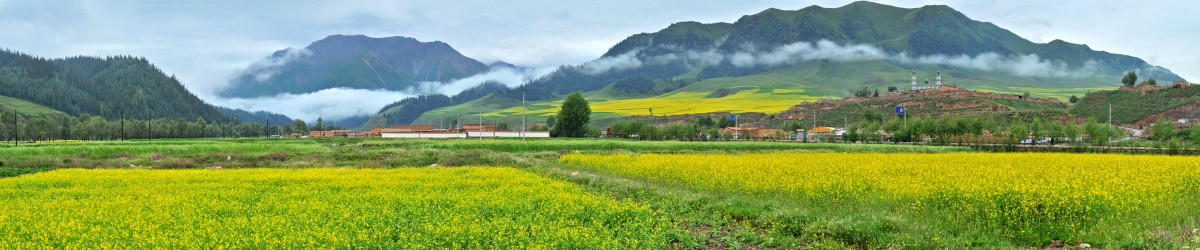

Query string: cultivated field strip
[0,168,672,248]
[561,152,1200,247]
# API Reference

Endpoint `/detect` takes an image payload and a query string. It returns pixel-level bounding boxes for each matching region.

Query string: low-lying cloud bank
[405,66,555,96]
[208,66,554,123]
[583,39,1104,78]
[209,88,412,122]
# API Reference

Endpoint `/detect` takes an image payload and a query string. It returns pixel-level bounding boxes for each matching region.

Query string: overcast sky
[0,0,1196,120]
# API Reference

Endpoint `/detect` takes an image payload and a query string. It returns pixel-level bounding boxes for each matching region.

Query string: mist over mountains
[19,1,1171,128]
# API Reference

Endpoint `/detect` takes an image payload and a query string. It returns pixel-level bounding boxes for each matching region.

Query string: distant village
[302,124,549,138]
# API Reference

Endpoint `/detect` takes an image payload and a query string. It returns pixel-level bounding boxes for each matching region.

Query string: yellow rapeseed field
[0,168,671,248]
[560,152,1200,244]
[489,89,822,117]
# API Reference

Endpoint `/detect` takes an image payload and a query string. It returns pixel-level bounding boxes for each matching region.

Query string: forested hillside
[215,107,294,125]
[0,49,228,121]
[406,1,1184,125]
[221,35,492,98]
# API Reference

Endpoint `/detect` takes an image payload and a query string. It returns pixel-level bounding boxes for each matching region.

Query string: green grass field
[0,138,1195,248]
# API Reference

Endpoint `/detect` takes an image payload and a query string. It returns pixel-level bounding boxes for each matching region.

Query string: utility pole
[812,109,817,129]
[479,113,483,141]
[120,107,125,141]
[521,91,526,141]
[1108,102,1112,146]
[12,112,17,147]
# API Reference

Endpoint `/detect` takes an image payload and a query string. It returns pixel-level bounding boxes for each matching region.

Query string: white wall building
[911,72,943,91]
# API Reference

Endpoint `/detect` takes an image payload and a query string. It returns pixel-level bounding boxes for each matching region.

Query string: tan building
[364,126,384,137]
[459,124,498,132]
[389,125,436,132]
[309,130,354,138]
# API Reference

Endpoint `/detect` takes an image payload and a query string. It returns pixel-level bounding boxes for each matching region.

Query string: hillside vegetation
[221,35,492,98]
[0,95,66,116]
[400,2,1176,127]
[1069,86,1200,123]
[0,50,228,121]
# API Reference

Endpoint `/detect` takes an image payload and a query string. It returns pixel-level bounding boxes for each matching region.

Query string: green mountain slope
[0,95,66,116]
[215,107,294,125]
[0,50,228,121]
[393,1,1183,128]
[221,35,492,98]
[417,60,1111,127]
[1069,86,1200,124]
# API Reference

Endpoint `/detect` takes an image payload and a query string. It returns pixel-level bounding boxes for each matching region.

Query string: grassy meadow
[0,95,68,116]
[1,138,1197,248]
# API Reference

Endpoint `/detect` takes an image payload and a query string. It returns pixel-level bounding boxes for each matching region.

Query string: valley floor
[1,138,1197,248]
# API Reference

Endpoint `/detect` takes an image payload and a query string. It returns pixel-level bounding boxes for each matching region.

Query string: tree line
[0,110,347,143]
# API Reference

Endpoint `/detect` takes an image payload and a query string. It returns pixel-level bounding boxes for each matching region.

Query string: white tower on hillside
[910,72,917,86]
[936,72,942,86]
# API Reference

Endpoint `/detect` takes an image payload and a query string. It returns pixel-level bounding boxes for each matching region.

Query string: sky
[0,0,1196,121]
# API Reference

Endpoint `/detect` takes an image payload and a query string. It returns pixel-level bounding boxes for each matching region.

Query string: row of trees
[842,113,1125,146]
[0,110,344,143]
[1121,71,1161,87]
[608,115,750,141]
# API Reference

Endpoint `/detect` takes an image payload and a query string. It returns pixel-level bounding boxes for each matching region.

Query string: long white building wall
[381,133,468,138]
[467,131,551,138]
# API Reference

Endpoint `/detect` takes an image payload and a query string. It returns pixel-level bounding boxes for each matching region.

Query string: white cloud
[406,66,556,96]
[243,48,311,82]
[585,39,1102,78]
[895,52,1100,78]
[209,88,412,122]
[207,66,554,122]
[579,49,644,75]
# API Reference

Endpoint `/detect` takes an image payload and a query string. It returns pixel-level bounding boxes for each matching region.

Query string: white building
[911,72,943,91]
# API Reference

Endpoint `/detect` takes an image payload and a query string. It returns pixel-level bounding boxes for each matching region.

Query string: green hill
[0,95,66,116]
[414,59,1114,127]
[389,1,1182,128]
[0,50,229,121]
[221,35,492,98]
[1069,86,1200,124]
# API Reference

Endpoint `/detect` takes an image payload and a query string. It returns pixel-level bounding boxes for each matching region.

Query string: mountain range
[0,1,1187,129]
[401,1,1184,128]
[0,50,229,121]
[220,35,494,98]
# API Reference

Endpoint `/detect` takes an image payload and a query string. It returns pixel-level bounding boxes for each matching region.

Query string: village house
[364,126,384,137]
[718,127,784,140]
[389,125,436,132]
[308,130,354,138]
[458,124,498,132]
[805,127,842,142]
